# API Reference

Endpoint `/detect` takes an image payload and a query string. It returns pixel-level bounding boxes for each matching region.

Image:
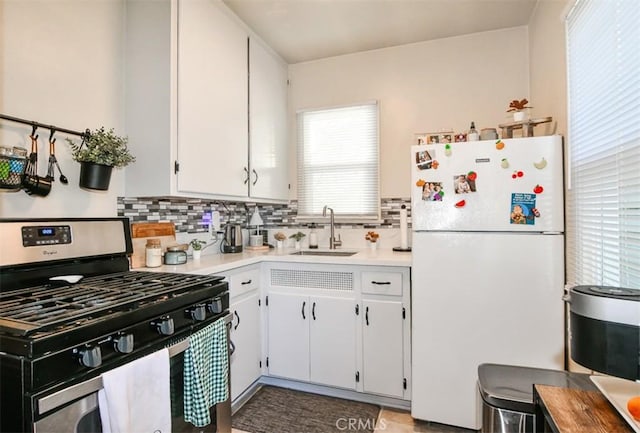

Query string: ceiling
[223,0,539,64]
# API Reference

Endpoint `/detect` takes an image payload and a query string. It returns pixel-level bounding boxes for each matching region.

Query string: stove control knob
[152,316,174,335]
[77,345,102,368]
[208,298,223,314]
[188,304,207,321]
[113,333,134,353]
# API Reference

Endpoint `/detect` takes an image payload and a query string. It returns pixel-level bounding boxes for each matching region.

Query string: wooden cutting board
[130,222,177,268]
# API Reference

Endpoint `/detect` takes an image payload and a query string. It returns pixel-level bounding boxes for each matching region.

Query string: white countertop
[143,247,412,275]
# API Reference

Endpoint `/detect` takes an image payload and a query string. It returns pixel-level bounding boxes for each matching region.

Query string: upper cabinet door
[249,38,289,201]
[177,0,248,197]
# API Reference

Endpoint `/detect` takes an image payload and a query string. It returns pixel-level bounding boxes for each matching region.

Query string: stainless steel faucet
[322,205,342,249]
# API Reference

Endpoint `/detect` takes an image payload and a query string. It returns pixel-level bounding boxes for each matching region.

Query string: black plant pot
[79,162,113,191]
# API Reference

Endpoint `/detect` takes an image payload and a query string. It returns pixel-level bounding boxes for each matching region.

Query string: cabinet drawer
[229,268,260,298]
[361,271,402,296]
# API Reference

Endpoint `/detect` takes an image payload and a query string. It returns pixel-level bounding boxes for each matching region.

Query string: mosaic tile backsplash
[117,197,411,233]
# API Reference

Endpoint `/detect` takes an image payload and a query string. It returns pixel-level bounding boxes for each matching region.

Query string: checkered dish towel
[183,318,229,427]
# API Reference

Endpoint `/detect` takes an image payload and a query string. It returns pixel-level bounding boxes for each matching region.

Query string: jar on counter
[145,239,162,267]
[308,223,318,249]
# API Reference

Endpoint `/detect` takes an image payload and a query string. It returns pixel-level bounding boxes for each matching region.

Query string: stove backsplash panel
[117,197,410,234]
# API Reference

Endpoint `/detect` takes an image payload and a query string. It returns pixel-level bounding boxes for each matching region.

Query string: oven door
[33,314,232,433]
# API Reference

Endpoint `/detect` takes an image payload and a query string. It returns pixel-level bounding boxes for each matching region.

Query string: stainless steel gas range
[0,218,231,433]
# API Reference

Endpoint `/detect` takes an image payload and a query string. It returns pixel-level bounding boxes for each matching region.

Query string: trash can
[477,363,593,433]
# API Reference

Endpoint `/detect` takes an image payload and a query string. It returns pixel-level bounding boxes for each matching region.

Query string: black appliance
[566,285,640,381]
[0,218,232,433]
[221,223,243,253]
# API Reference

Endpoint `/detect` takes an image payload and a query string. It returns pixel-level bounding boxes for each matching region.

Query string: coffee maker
[222,223,243,253]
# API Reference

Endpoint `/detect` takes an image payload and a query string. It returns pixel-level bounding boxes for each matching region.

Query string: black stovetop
[0,271,223,337]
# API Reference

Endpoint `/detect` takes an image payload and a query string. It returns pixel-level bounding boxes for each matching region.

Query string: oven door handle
[37,313,233,415]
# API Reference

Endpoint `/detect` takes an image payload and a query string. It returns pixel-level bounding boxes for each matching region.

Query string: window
[565,0,640,288]
[296,102,380,219]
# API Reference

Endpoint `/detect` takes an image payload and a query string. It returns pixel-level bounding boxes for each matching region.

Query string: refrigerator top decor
[411,135,564,233]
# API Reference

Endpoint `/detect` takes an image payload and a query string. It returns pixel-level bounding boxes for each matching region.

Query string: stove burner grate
[0,271,221,336]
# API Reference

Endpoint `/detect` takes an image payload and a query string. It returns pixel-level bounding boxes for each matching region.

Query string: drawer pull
[241,280,252,285]
[234,310,240,330]
[371,281,391,285]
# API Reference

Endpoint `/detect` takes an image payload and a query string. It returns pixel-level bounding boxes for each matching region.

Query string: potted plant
[190,239,206,260]
[274,232,286,249]
[365,231,380,250]
[67,126,135,190]
[289,231,306,250]
[507,99,533,122]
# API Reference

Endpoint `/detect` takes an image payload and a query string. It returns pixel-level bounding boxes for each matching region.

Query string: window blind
[565,0,640,288]
[296,102,380,219]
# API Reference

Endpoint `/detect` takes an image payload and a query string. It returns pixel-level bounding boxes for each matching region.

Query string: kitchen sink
[289,250,358,257]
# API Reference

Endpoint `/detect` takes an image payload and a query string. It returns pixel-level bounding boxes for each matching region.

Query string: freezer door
[410,135,564,232]
[410,232,565,430]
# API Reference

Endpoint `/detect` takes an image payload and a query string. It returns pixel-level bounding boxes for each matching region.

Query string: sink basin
[289,250,358,257]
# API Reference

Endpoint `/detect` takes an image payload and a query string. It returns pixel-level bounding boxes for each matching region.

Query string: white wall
[288,26,530,198]
[528,0,570,137]
[0,0,125,218]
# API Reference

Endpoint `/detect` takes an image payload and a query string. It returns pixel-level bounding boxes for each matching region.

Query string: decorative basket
[0,153,28,191]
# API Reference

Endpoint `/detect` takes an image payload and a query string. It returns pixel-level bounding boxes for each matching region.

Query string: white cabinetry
[266,292,309,382]
[361,268,411,399]
[124,0,287,201]
[264,263,410,399]
[362,299,404,397]
[216,265,262,402]
[309,295,357,388]
[266,265,357,390]
[229,292,261,401]
[176,0,248,197]
[248,38,289,201]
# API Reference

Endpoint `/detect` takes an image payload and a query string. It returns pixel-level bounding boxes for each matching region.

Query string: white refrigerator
[410,135,565,430]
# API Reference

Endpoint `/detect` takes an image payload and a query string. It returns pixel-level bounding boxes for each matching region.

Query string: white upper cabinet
[176,0,248,197]
[249,38,289,201]
[124,0,288,201]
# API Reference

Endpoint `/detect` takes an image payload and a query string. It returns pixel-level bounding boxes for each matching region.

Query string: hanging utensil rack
[0,113,89,138]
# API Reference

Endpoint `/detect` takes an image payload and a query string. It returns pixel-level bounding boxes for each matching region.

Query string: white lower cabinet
[360,268,411,400]
[215,265,262,402]
[215,262,410,402]
[229,292,261,401]
[264,263,410,401]
[267,292,357,390]
[362,299,405,398]
[309,295,357,389]
[266,292,310,382]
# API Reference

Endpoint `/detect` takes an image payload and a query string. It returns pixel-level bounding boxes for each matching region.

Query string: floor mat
[232,385,381,433]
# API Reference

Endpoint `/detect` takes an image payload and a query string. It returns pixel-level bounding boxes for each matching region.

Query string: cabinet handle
[241,280,252,285]
[365,306,369,326]
[234,310,240,330]
[312,302,316,320]
[243,167,249,184]
[302,301,306,320]
[371,281,391,285]
[252,169,258,186]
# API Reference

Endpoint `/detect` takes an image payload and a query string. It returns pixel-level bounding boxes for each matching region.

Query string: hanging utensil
[24,130,38,178]
[46,132,68,184]
[22,130,51,197]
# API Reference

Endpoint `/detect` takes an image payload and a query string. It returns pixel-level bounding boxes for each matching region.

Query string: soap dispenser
[309,223,318,249]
